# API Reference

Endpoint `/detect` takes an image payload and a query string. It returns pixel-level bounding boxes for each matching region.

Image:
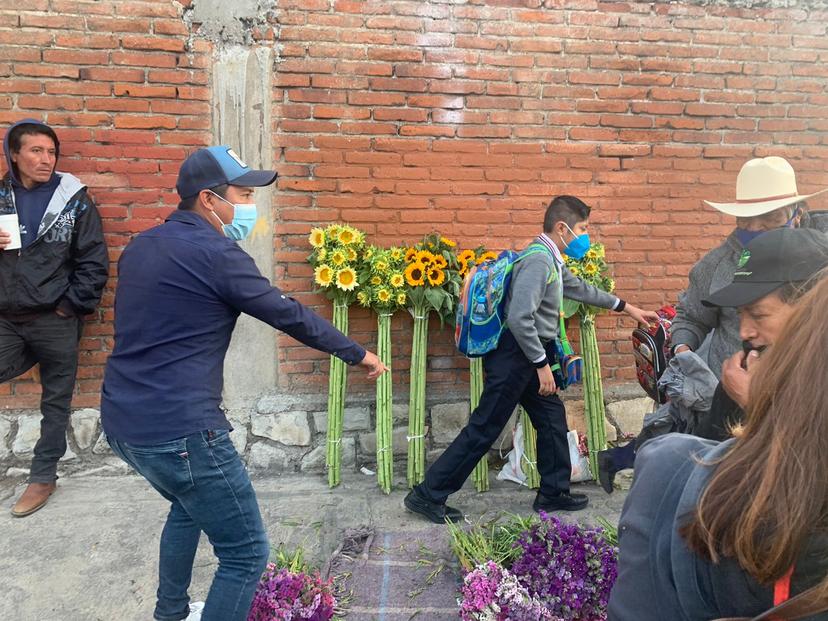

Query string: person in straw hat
[670,155,827,378]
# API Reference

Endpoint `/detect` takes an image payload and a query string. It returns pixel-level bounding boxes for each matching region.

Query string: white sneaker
[185,601,204,621]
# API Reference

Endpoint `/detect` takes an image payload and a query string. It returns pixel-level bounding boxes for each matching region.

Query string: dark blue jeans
[108,430,269,621]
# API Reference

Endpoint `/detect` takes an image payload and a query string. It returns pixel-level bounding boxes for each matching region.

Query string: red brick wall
[1,0,212,408]
[3,0,828,408]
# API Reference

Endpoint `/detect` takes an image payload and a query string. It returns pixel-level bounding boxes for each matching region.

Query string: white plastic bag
[496,418,527,485]
[569,430,592,483]
[497,422,593,485]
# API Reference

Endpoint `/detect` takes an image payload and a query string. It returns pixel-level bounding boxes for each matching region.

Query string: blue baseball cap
[176,146,277,199]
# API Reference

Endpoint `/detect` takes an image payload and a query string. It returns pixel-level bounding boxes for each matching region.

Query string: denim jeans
[0,313,82,483]
[108,430,269,621]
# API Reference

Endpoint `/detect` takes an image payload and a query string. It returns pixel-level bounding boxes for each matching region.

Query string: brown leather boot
[11,482,56,517]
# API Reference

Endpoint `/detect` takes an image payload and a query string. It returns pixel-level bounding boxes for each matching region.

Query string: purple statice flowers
[510,513,618,620]
[459,560,559,621]
[247,563,336,621]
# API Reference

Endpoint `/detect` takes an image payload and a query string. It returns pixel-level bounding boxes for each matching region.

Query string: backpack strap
[521,241,574,355]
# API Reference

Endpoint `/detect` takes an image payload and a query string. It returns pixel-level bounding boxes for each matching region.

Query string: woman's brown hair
[682,272,828,592]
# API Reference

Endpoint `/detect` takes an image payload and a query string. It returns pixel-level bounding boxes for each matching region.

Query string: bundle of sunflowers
[307,224,365,487]
[357,246,408,493]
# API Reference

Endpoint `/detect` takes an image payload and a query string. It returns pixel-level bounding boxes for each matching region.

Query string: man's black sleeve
[693,382,745,442]
[59,191,108,316]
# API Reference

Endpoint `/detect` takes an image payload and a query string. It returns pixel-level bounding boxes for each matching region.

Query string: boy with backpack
[405,195,659,523]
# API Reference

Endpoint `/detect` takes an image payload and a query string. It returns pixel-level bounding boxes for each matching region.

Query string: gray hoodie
[671,233,743,379]
[505,235,619,364]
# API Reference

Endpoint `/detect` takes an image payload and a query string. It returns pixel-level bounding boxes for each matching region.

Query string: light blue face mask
[209,191,258,241]
[560,223,591,260]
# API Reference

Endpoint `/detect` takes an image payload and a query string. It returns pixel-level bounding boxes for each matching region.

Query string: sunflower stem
[580,312,606,478]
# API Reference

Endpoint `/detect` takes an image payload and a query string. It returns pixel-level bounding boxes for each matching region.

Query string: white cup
[0,213,22,251]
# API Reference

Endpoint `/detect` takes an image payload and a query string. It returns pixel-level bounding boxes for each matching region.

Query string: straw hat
[704,156,827,218]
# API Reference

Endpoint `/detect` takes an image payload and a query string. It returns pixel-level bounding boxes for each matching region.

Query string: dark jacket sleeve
[60,191,108,316]
[214,242,366,365]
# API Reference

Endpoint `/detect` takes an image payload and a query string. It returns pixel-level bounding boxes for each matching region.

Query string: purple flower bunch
[510,513,618,620]
[247,563,336,621]
[459,560,560,621]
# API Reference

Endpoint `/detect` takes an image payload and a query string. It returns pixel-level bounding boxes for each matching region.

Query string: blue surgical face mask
[208,191,257,241]
[559,223,590,260]
[734,206,800,247]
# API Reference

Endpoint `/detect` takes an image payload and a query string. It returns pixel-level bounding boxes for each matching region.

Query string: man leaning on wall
[0,119,108,517]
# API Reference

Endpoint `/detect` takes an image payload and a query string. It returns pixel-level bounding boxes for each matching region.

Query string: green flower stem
[376,313,393,494]
[520,406,541,489]
[469,357,489,492]
[580,312,607,477]
[407,305,429,488]
[326,301,349,488]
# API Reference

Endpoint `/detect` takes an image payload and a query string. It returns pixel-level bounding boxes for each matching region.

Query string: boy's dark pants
[418,331,571,503]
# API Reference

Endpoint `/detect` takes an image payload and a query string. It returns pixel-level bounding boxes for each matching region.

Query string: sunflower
[326,224,342,239]
[405,247,417,262]
[607,278,615,292]
[569,265,582,277]
[316,247,327,261]
[476,251,498,264]
[370,275,382,286]
[390,247,404,261]
[375,260,389,273]
[396,292,406,306]
[331,250,346,266]
[583,262,599,276]
[377,288,391,303]
[363,247,374,261]
[440,236,456,248]
[346,247,357,262]
[357,291,371,307]
[458,249,476,264]
[586,248,599,261]
[335,267,357,291]
[594,243,605,259]
[432,255,447,269]
[338,227,356,245]
[458,260,471,277]
[314,264,333,287]
[309,227,325,248]
[405,261,426,286]
[415,250,434,265]
[426,267,446,286]
[390,273,404,288]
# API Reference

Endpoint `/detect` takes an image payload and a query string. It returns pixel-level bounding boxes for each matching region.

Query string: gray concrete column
[211,46,277,408]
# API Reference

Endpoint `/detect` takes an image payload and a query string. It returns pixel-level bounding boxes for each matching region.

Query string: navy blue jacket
[101,210,365,444]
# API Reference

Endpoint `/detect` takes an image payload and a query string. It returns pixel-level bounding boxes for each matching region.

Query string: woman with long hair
[608,273,828,620]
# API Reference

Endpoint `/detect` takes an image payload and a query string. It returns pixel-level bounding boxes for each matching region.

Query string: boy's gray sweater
[505,236,619,364]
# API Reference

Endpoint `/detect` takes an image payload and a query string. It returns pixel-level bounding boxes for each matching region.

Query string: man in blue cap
[101,146,387,621]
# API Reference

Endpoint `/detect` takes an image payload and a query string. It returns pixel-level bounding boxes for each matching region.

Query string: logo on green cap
[737,249,750,268]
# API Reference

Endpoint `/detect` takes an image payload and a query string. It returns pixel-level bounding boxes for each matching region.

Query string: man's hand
[358,350,389,380]
[721,349,760,409]
[674,344,692,354]
[0,227,10,250]
[624,304,660,327]
[537,364,557,396]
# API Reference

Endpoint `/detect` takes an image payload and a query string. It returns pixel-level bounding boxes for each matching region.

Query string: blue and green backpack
[455,243,582,386]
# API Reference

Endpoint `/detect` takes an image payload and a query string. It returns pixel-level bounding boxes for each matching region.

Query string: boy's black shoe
[404,488,463,524]
[597,450,618,494]
[532,491,589,513]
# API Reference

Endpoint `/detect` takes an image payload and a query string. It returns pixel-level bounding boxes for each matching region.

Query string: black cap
[703,228,828,308]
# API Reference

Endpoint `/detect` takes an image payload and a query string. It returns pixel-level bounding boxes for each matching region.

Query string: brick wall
[1,0,213,408]
[3,0,828,409]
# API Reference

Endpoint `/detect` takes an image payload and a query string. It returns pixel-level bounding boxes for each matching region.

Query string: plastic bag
[496,422,593,485]
[568,430,592,483]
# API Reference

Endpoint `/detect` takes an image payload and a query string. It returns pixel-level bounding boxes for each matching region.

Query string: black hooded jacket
[0,119,108,316]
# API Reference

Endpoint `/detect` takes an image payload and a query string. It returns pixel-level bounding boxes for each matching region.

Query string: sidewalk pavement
[0,470,627,621]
